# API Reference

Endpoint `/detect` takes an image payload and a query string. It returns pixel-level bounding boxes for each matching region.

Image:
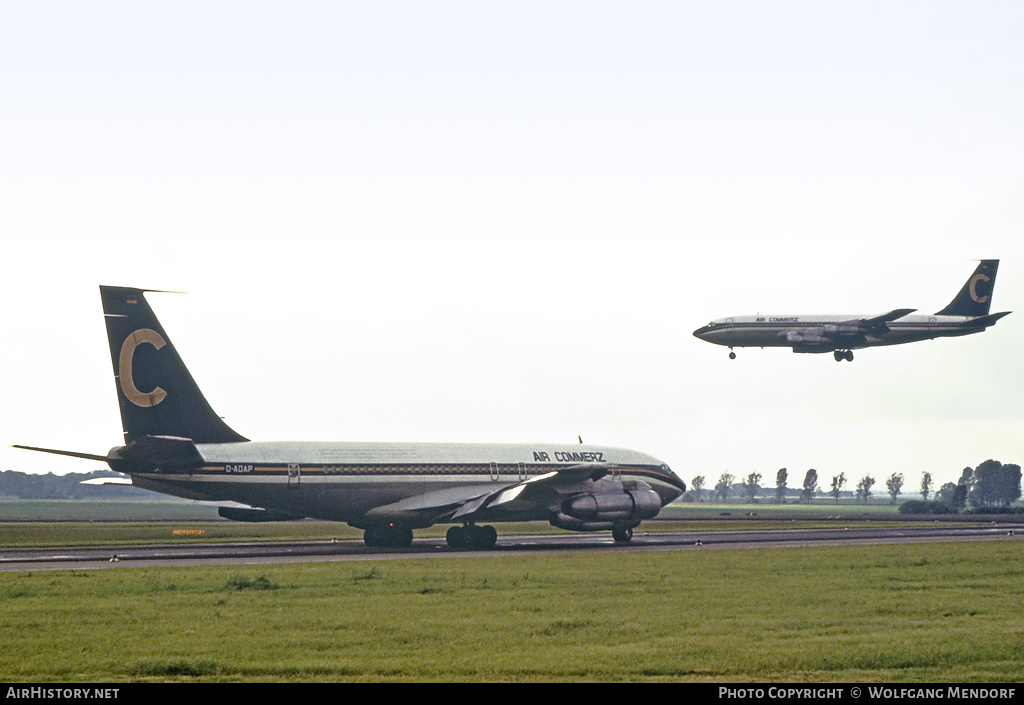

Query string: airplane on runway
[15,286,684,549]
[693,260,1010,362]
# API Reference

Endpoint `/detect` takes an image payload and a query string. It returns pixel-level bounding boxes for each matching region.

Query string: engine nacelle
[822,324,861,337]
[782,331,826,345]
[562,489,662,522]
[548,510,626,532]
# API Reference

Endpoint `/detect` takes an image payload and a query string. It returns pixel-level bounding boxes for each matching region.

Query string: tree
[715,473,734,502]
[829,473,846,504]
[855,475,876,504]
[935,482,957,508]
[775,468,788,504]
[886,473,904,504]
[952,483,968,511]
[691,475,705,503]
[999,464,1022,506]
[920,471,932,501]
[801,469,818,504]
[970,460,1022,508]
[954,467,972,510]
[742,472,762,503]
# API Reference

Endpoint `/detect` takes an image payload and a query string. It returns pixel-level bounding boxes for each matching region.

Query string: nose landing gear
[612,525,633,543]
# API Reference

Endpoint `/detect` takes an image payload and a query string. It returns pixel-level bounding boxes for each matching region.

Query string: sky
[2,2,1023,494]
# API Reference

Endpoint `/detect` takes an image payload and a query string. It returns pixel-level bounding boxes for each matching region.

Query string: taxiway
[2,524,1021,571]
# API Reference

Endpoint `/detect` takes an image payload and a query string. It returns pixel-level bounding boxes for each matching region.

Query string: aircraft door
[489,461,500,481]
[288,463,300,489]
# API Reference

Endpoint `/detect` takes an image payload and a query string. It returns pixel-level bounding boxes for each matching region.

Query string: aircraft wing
[843,308,916,333]
[362,463,611,525]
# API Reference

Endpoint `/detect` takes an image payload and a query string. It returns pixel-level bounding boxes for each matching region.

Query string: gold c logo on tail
[119,329,168,407]
[969,273,991,304]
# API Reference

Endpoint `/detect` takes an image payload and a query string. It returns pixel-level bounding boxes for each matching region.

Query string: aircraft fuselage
[694,313,988,353]
[111,440,682,529]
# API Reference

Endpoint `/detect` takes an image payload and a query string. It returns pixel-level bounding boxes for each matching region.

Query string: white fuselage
[125,440,684,527]
[694,313,983,351]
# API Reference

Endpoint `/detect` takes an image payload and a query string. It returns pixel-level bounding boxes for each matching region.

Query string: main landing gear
[446,524,498,550]
[833,349,854,362]
[363,524,414,548]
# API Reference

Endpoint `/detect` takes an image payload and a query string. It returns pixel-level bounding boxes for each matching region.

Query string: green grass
[2,498,1000,548]
[0,520,364,547]
[665,501,938,518]
[0,499,221,521]
[1,517,978,548]
[1,541,1022,682]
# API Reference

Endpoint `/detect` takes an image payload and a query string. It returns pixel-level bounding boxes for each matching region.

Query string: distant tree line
[903,460,1022,514]
[686,460,1022,513]
[0,470,154,499]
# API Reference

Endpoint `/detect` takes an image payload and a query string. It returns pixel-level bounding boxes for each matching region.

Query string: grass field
[1,540,1022,682]
[0,498,922,523]
[0,496,1004,547]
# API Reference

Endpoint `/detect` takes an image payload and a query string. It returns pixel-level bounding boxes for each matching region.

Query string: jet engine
[561,488,662,523]
[822,324,861,337]
[782,331,826,345]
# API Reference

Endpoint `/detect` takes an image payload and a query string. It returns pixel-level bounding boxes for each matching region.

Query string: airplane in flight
[693,260,1010,362]
[15,286,684,549]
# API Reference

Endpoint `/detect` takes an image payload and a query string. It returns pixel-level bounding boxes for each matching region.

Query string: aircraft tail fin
[100,286,248,445]
[935,260,1000,317]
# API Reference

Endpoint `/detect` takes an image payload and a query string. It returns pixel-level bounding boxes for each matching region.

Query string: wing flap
[363,463,613,525]
[844,308,916,331]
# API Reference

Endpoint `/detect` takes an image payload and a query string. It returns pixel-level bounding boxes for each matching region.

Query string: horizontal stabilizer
[12,445,110,463]
[79,476,134,486]
[962,311,1011,328]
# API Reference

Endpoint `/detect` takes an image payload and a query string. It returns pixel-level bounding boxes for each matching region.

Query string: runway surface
[2,523,1022,571]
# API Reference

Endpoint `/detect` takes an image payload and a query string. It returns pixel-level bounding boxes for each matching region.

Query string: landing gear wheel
[728,350,736,360]
[446,525,465,549]
[364,525,413,548]
[480,525,498,549]
[612,526,633,543]
[446,524,498,550]
[834,350,854,362]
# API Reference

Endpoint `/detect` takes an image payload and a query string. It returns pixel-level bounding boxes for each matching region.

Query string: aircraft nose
[661,465,687,499]
[693,325,712,340]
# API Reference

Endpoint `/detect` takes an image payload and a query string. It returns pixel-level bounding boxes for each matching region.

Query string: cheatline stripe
[133,465,680,486]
